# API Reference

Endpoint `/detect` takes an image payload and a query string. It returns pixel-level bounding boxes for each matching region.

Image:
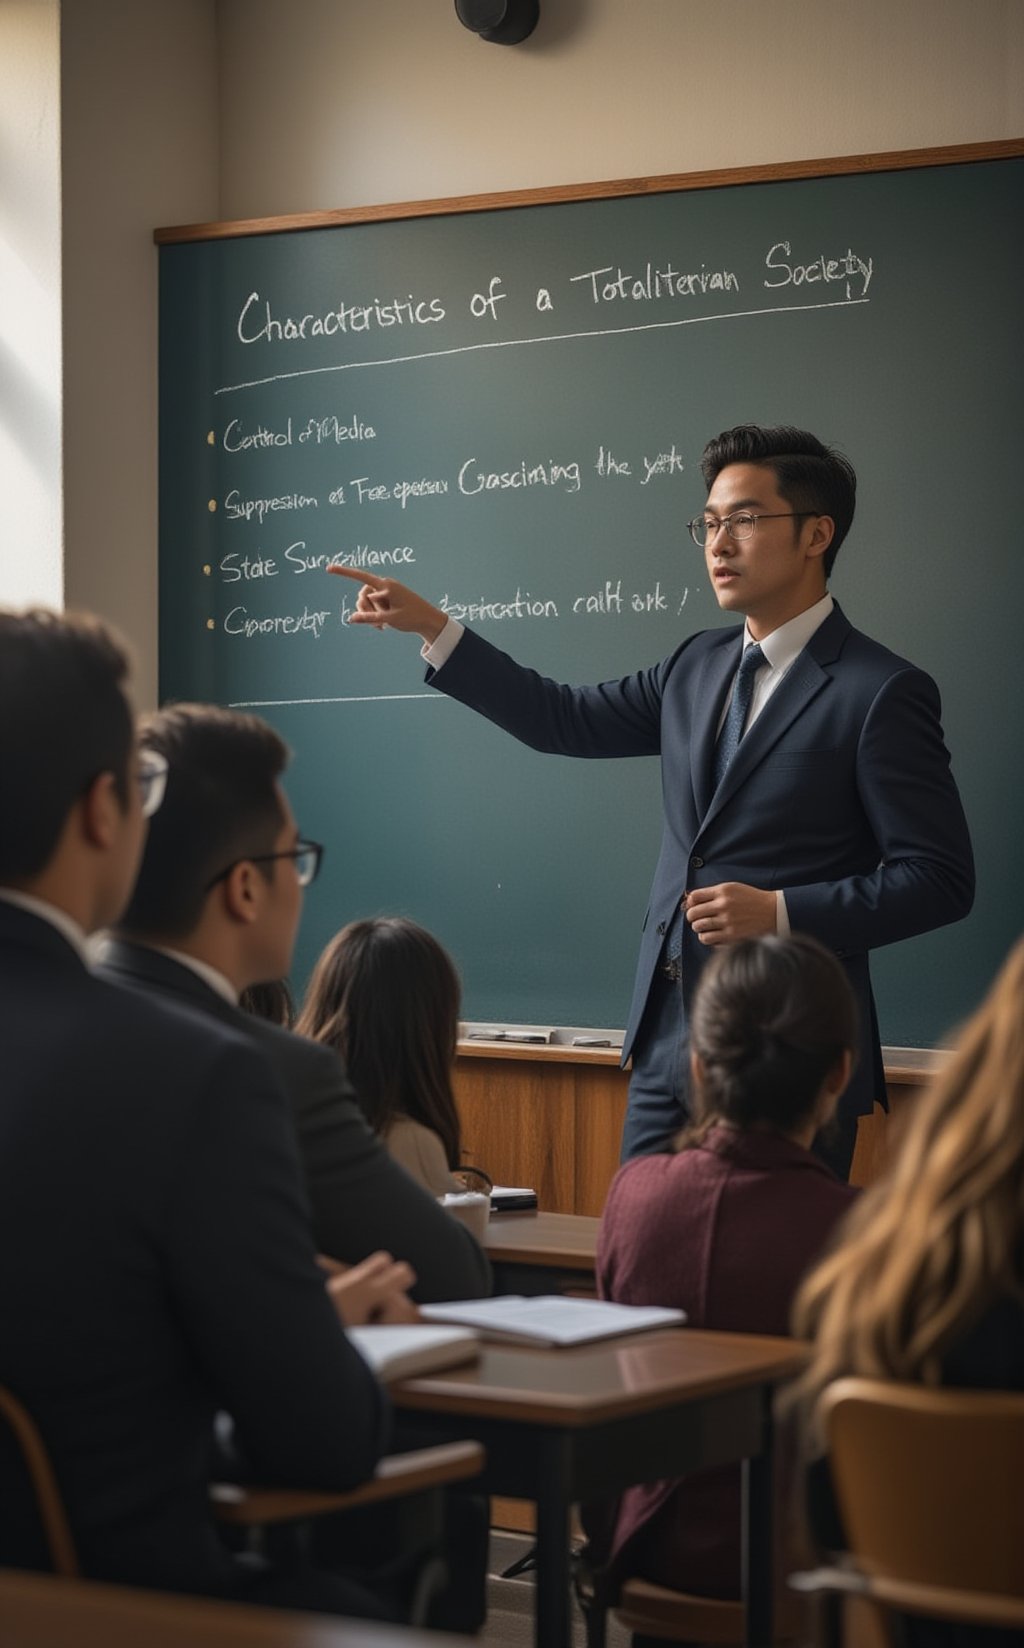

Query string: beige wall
[216,0,1024,216]
[60,0,219,705]
[6,0,1022,699]
[0,0,63,609]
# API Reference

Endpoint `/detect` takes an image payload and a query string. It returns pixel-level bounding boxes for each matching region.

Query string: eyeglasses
[137,751,169,819]
[687,510,815,548]
[205,838,325,892]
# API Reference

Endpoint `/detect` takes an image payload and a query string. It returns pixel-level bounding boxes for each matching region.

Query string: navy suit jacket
[98,940,491,1303]
[429,604,974,1119]
[0,901,389,1596]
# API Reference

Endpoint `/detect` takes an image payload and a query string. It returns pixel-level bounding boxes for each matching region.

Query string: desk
[0,1571,468,1648]
[456,1043,951,1211]
[484,1211,599,1295]
[393,1328,804,1648]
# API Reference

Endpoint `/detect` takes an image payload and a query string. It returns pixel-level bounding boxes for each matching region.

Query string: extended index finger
[328,565,387,589]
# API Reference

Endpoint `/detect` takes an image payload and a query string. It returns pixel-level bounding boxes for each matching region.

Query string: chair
[0,1385,79,1577]
[790,1377,1024,1644]
[612,1575,801,1643]
[2,1381,482,1625]
[211,1440,485,1626]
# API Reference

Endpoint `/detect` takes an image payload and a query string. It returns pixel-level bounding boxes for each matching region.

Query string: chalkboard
[157,142,1024,1047]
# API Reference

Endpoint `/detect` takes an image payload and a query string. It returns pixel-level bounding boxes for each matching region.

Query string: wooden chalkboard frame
[155,138,1024,1045]
[155,138,1024,245]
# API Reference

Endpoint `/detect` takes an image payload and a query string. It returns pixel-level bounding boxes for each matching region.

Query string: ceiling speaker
[455,0,539,45]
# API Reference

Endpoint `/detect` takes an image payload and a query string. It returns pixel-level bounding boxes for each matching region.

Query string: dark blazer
[597,1126,858,1596]
[98,939,491,1302]
[0,900,389,1597]
[430,606,975,1120]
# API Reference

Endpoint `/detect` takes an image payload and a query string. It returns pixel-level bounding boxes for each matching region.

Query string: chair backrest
[0,1386,79,1578]
[818,1376,1024,1598]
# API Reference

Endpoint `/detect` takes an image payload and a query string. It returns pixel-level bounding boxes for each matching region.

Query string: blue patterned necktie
[663,641,766,980]
[712,642,765,790]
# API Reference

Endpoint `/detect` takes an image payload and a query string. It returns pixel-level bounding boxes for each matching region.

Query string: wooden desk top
[393,1327,804,1427]
[484,1210,600,1269]
[0,1571,468,1648]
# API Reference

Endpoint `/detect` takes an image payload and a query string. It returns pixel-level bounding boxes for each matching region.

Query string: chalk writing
[571,261,740,304]
[298,414,376,444]
[224,604,333,639]
[237,290,446,344]
[763,241,872,299]
[438,590,559,623]
[458,456,582,496]
[224,489,318,525]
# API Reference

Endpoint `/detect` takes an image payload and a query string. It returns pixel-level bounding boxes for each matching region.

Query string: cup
[439,1190,490,1242]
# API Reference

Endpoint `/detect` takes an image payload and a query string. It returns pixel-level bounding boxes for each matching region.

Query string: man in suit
[332,424,975,1176]
[99,702,490,1302]
[0,609,397,1612]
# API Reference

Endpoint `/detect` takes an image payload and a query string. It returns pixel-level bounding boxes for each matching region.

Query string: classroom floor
[482,1531,630,1648]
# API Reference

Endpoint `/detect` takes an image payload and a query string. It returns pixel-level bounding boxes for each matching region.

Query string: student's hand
[325,1251,420,1326]
[329,568,447,644]
[684,883,777,945]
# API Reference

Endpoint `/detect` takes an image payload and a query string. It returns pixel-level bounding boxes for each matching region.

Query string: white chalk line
[228,691,444,707]
[214,297,869,397]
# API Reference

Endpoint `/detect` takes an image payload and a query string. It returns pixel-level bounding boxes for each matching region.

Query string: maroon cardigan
[596,1124,857,1598]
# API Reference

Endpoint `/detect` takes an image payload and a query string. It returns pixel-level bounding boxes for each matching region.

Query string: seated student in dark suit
[593,934,859,1601]
[790,935,1024,1648]
[98,702,490,1304]
[0,609,404,1615]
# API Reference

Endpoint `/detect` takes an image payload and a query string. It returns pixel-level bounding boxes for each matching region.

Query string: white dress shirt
[0,889,92,964]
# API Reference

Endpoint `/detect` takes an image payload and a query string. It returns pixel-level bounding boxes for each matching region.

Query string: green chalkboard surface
[158,142,1024,1046]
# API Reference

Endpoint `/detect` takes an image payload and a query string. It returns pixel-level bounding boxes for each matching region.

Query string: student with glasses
[99,700,492,1632]
[99,702,491,1307]
[0,610,398,1615]
[332,423,975,1179]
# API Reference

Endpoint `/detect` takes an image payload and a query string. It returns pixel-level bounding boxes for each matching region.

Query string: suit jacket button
[656,921,666,935]
[691,855,704,869]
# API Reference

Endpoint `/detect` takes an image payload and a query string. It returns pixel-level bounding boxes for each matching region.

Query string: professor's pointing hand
[329,567,446,644]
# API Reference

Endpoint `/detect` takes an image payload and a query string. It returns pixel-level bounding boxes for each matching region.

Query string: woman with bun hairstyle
[297,916,471,1197]
[593,933,860,1601]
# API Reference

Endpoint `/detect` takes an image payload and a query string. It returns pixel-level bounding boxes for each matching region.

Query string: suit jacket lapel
[697,604,851,831]
[99,938,235,1023]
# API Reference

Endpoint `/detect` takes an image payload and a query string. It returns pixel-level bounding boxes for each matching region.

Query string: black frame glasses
[687,510,815,548]
[205,839,325,892]
[137,751,169,819]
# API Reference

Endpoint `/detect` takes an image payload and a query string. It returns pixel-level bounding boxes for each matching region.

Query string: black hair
[0,608,133,881]
[676,934,858,1148]
[700,424,857,577]
[119,703,288,939]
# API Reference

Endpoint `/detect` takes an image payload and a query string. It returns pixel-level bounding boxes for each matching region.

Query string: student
[591,933,859,1601]
[332,424,975,1176]
[297,916,478,1198]
[99,703,491,1302]
[0,609,400,1613]
[789,935,1024,1645]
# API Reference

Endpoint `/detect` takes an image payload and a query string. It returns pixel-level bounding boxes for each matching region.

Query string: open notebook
[347,1323,480,1382]
[419,1296,685,1348]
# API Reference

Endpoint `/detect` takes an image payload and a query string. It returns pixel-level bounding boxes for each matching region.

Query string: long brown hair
[297,917,462,1169]
[789,935,1024,1445]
